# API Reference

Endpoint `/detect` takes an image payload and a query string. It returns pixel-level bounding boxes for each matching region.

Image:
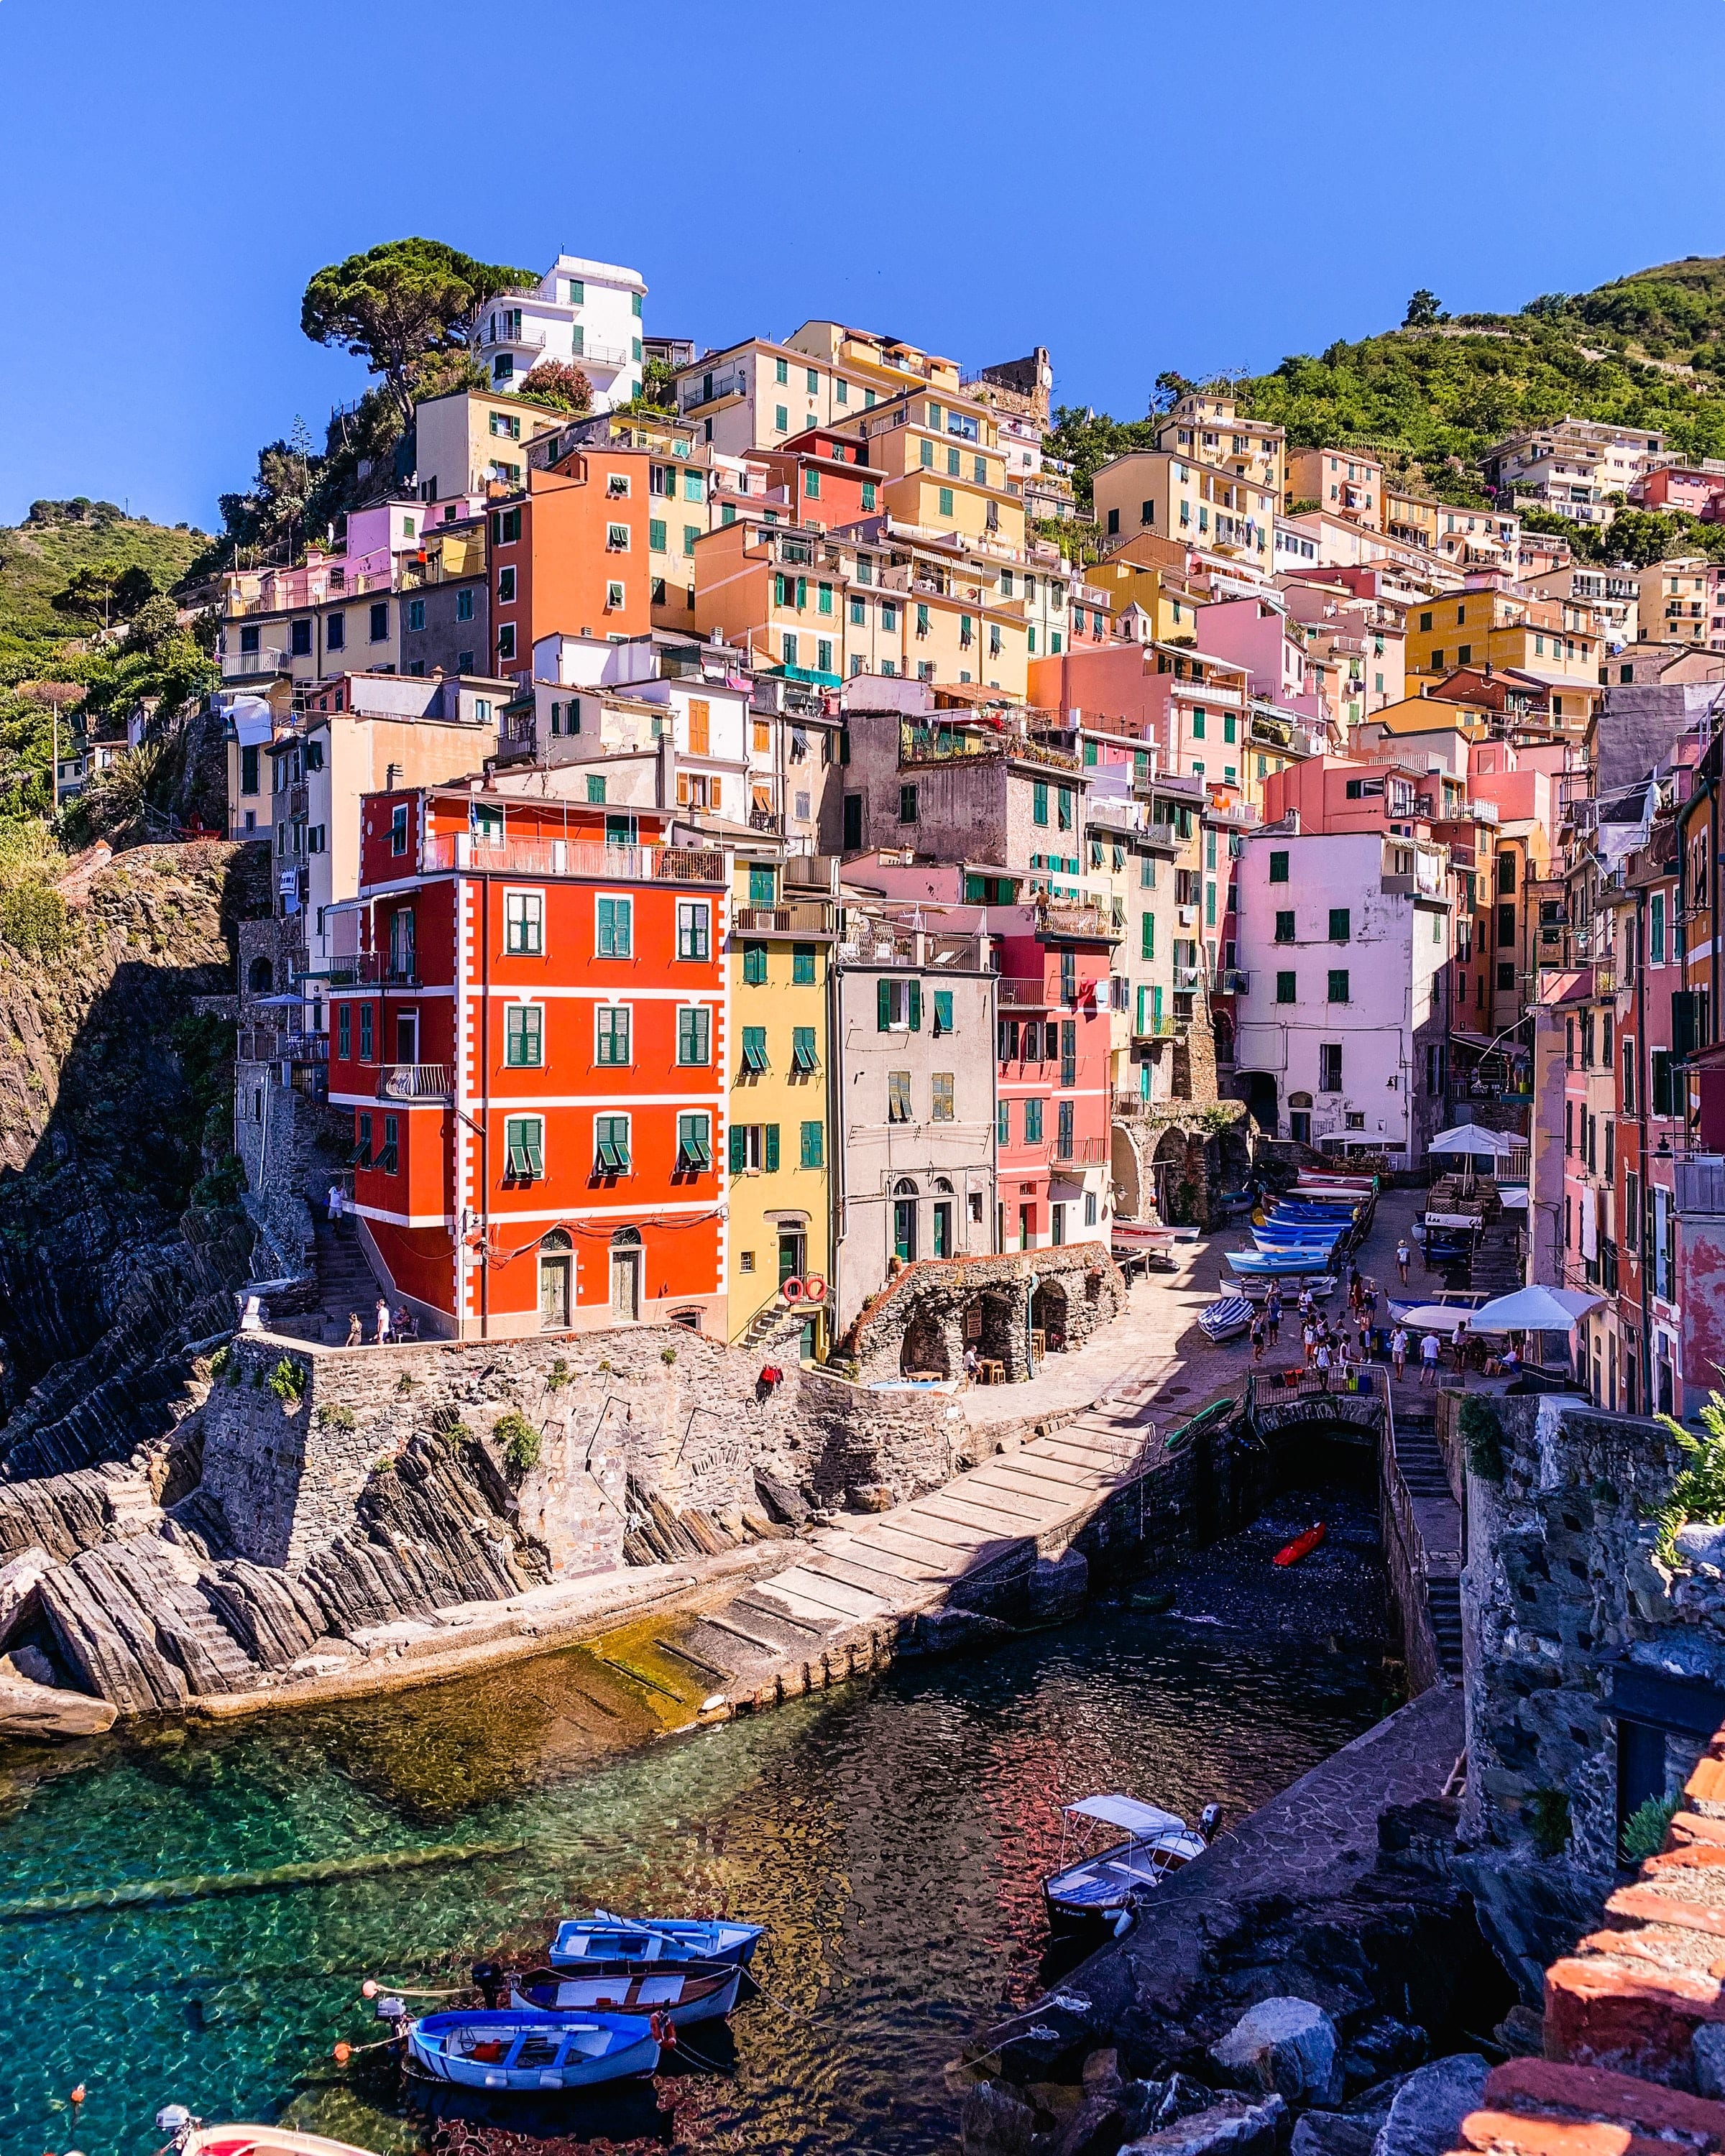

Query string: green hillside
[1051,255,1725,546]
[0,498,208,660]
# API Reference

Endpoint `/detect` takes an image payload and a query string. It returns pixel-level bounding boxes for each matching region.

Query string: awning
[1469,1284,1605,1333]
[1537,969,1594,1008]
[1064,1794,1186,1840]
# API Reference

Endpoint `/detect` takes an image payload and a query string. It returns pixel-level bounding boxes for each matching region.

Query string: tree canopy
[300,239,537,422]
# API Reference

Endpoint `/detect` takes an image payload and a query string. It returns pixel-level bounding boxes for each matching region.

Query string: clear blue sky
[2,0,1722,532]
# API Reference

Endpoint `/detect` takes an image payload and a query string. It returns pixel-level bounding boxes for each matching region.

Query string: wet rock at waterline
[1123,2091,1287,2156]
[1370,2054,1489,2156]
[0,1658,116,1736]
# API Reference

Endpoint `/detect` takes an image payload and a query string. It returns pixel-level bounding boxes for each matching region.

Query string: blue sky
[2,0,1723,531]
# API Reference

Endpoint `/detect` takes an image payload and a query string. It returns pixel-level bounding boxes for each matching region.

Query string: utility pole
[50,702,58,815]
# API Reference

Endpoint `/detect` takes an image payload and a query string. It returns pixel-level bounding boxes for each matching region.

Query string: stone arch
[1111,1124,1144,1220]
[247,955,273,995]
[1153,1125,1193,1224]
[1031,1276,1071,1350]
[971,1289,1020,1375]
[901,1304,952,1378]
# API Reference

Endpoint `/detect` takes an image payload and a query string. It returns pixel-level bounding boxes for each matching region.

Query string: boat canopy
[1064,1793,1186,1839]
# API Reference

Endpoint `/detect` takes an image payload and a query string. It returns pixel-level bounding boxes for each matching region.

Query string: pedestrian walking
[1315,1338,1333,1391]
[1391,1325,1409,1381]
[1266,1291,1282,1346]
[375,1295,392,1346]
[1250,1314,1266,1363]
[1298,1284,1314,1320]
[1363,1282,1378,1322]
[1302,1319,1317,1365]
[1396,1237,1412,1284]
[344,1310,362,1348]
[327,1182,344,1226]
[1453,1318,1471,1381]
[1420,1330,1441,1386]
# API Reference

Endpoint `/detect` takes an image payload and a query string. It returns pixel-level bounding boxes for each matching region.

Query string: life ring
[801,1273,828,1304]
[783,1277,806,1302]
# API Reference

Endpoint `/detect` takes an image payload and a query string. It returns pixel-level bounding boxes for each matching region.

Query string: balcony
[1049,1136,1108,1168]
[1217,969,1250,994]
[423,834,725,885]
[1677,1156,1725,1217]
[1174,966,1202,990]
[1131,1014,1185,1040]
[1036,902,1124,945]
[223,644,293,677]
[323,954,420,988]
[377,1064,451,1102]
[732,901,838,936]
[997,977,1054,1008]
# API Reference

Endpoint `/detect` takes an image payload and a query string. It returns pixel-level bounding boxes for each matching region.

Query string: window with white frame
[677,1005,711,1064]
[595,1004,631,1065]
[505,1003,542,1067]
[505,890,543,954]
[606,581,625,610]
[676,1112,711,1171]
[676,900,710,960]
[505,1115,544,1179]
[594,1114,630,1174]
[596,894,632,957]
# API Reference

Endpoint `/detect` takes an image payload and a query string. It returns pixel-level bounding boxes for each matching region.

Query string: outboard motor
[471,1960,505,2009]
[155,2108,196,2152]
[1199,1802,1223,1842]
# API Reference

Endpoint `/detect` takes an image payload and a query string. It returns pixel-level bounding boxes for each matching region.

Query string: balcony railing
[1036,902,1124,944]
[997,977,1054,1008]
[423,834,725,884]
[1131,1015,1185,1039]
[732,901,839,935]
[377,1064,451,1101]
[327,955,420,988]
[223,645,293,676]
[1049,1135,1108,1166]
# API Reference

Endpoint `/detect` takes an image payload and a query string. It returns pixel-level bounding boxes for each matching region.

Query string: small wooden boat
[1228,1248,1336,1277]
[169,2129,384,2156]
[1198,1294,1253,1345]
[511,1962,742,2027]
[548,1912,763,1970]
[1043,1794,1216,1938]
[1274,1522,1327,1567]
[1230,1272,1336,1304]
[1130,1585,1175,1611]
[1112,1220,1200,1245]
[408,2007,659,2091]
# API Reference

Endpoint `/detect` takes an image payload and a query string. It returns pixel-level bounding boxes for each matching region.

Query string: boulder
[1340,2017,1427,2094]
[1693,2022,1725,2099]
[847,1483,894,1514]
[2,1645,58,1686]
[1210,1996,1341,2107]
[1123,2093,1286,2156]
[0,1545,52,1644]
[961,2078,1041,2156]
[903,1606,1017,1657]
[1371,2055,1489,2156]
[1028,1547,1090,1627]
[754,1469,809,1527]
[0,1670,117,1738]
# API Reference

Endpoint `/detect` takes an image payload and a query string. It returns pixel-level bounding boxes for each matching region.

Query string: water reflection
[0,1479,1390,2156]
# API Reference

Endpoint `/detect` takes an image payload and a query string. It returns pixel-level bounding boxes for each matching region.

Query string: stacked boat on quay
[1200,1174,1378,1338]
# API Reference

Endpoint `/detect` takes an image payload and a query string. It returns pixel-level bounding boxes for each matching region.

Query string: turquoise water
[0,1484,1391,2156]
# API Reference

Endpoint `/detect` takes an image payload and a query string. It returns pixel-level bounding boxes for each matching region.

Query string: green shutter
[934,988,953,1033]
[764,1123,780,1172]
[907,980,921,1031]
[730,1124,745,1175]
[800,1120,823,1169]
[878,978,892,1030]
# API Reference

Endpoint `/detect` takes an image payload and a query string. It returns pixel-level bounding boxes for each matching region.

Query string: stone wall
[837,1241,1126,1384]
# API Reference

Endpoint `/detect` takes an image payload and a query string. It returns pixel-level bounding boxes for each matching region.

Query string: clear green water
[1,1484,1391,2156]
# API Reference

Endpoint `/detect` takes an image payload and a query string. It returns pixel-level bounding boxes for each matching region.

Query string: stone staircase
[296,1212,387,1343]
[740,1291,804,1350]
[1392,1409,1464,1679]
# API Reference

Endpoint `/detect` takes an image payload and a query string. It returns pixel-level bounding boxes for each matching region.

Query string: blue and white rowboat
[408,2007,659,2090]
[548,1912,763,1969]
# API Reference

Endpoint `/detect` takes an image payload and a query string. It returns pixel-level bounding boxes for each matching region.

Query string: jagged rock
[0,1669,116,1737]
[1027,1547,1090,1627]
[1123,2093,1285,2156]
[1,1644,55,1685]
[1340,2018,1427,2094]
[755,1468,809,1526]
[847,1482,893,1512]
[960,2078,1041,2156]
[0,1544,52,1642]
[1291,2076,1407,2156]
[1370,2055,1488,2156]
[1693,2022,1725,2097]
[1210,1997,1340,2107]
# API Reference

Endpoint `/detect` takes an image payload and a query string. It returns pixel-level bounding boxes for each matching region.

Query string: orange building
[488,446,654,679]
[331,786,729,1339]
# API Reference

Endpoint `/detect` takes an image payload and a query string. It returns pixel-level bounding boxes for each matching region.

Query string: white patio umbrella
[1428,1125,1517,1158]
[1468,1284,1604,1333]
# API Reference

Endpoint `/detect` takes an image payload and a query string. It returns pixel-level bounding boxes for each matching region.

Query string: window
[1275,909,1295,942]
[742,942,768,986]
[290,618,313,657]
[456,588,474,625]
[933,987,953,1035]
[1057,1100,1075,1158]
[931,1072,955,1121]
[1024,1097,1044,1143]
[998,1100,1010,1146]
[1497,903,1515,947]
[748,862,776,908]
[800,1120,823,1169]
[1057,787,1074,831]
[390,803,410,855]
[240,625,261,655]
[505,1003,542,1067]
[1267,849,1291,883]
[369,602,389,642]
[805,467,821,502]
[740,1026,769,1072]
[862,480,876,510]
[888,1070,912,1122]
[595,895,630,957]
[1319,1043,1343,1092]
[492,507,520,545]
[359,1003,374,1061]
[377,1113,399,1174]
[676,900,709,960]
[1650,892,1667,964]
[1276,970,1296,1003]
[326,612,345,652]
[240,745,260,796]
[876,977,921,1030]
[593,1116,629,1175]
[507,1115,546,1180]
[497,624,517,662]
[939,486,954,519]
[505,890,545,955]
[677,1005,711,1065]
[336,1004,351,1059]
[605,581,625,611]
[677,1113,712,1172]
[1328,969,1350,1003]
[791,1026,819,1073]
[1497,851,1515,894]
[775,405,788,433]
[899,783,918,824]
[776,357,788,384]
[1497,961,1515,991]
[596,1005,631,1065]
[1033,780,1049,825]
[649,517,666,553]
[1328,908,1351,941]
[793,943,816,985]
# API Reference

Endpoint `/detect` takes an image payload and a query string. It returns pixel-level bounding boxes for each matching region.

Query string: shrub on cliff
[1622,1792,1680,1864]
[493,1411,541,1481]
[1653,1390,1725,1564]
[0,879,70,959]
[1458,1396,1504,1484]
[267,1357,306,1404]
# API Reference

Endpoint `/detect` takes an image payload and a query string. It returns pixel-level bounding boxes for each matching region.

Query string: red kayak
[1274,1522,1326,1567]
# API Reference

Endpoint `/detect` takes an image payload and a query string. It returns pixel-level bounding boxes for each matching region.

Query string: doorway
[609,1227,641,1319]
[396,1010,418,1065]
[843,794,863,850]
[538,1228,572,1330]
[893,1179,918,1263]
[778,1229,805,1289]
[1018,1203,1033,1250]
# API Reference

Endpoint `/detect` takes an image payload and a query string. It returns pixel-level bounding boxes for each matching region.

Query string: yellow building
[1080,554,1193,643]
[849,387,1026,553]
[726,848,836,1356]
[1091,448,1276,568]
[1155,390,1285,503]
[1404,589,1600,685]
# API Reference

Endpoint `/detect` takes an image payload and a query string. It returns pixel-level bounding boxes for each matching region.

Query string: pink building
[1028,640,1256,791]
[1630,466,1725,519]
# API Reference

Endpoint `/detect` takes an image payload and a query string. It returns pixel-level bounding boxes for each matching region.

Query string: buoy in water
[1274,1521,1326,1567]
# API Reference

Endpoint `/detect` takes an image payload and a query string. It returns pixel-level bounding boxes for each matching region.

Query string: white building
[1232,827,1452,1169]
[477,254,646,413]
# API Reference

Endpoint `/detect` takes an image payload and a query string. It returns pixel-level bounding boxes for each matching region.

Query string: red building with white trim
[331,785,728,1338]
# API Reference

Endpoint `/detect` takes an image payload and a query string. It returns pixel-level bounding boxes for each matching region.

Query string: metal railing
[328,955,420,988]
[1049,1135,1108,1166]
[223,645,293,676]
[1037,903,1123,942]
[422,834,725,884]
[377,1064,451,1101]
[732,901,838,934]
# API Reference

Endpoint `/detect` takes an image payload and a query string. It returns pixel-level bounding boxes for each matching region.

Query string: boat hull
[408,2009,660,2091]
[511,1963,742,2028]
[1042,1830,1206,1932]
[548,1915,763,1970]
[182,2134,385,2156]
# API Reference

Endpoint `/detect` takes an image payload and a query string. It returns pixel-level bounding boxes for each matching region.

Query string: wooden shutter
[709,778,721,810]
[907,980,922,1031]
[689,699,710,755]
[878,979,892,1031]
[765,1124,780,1173]
[730,1124,745,1175]
[676,773,689,805]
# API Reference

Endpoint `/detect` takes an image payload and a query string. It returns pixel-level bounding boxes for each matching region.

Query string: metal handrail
[377,1064,451,1100]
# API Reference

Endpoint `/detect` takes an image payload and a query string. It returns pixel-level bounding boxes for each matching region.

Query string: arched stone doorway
[608,1226,641,1320]
[891,1177,919,1265]
[901,1304,952,1378]
[1153,1126,1192,1223]
[1111,1124,1144,1220]
[1031,1276,1070,1353]
[538,1228,573,1330]
[1288,1089,1313,1147]
[247,956,273,995]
